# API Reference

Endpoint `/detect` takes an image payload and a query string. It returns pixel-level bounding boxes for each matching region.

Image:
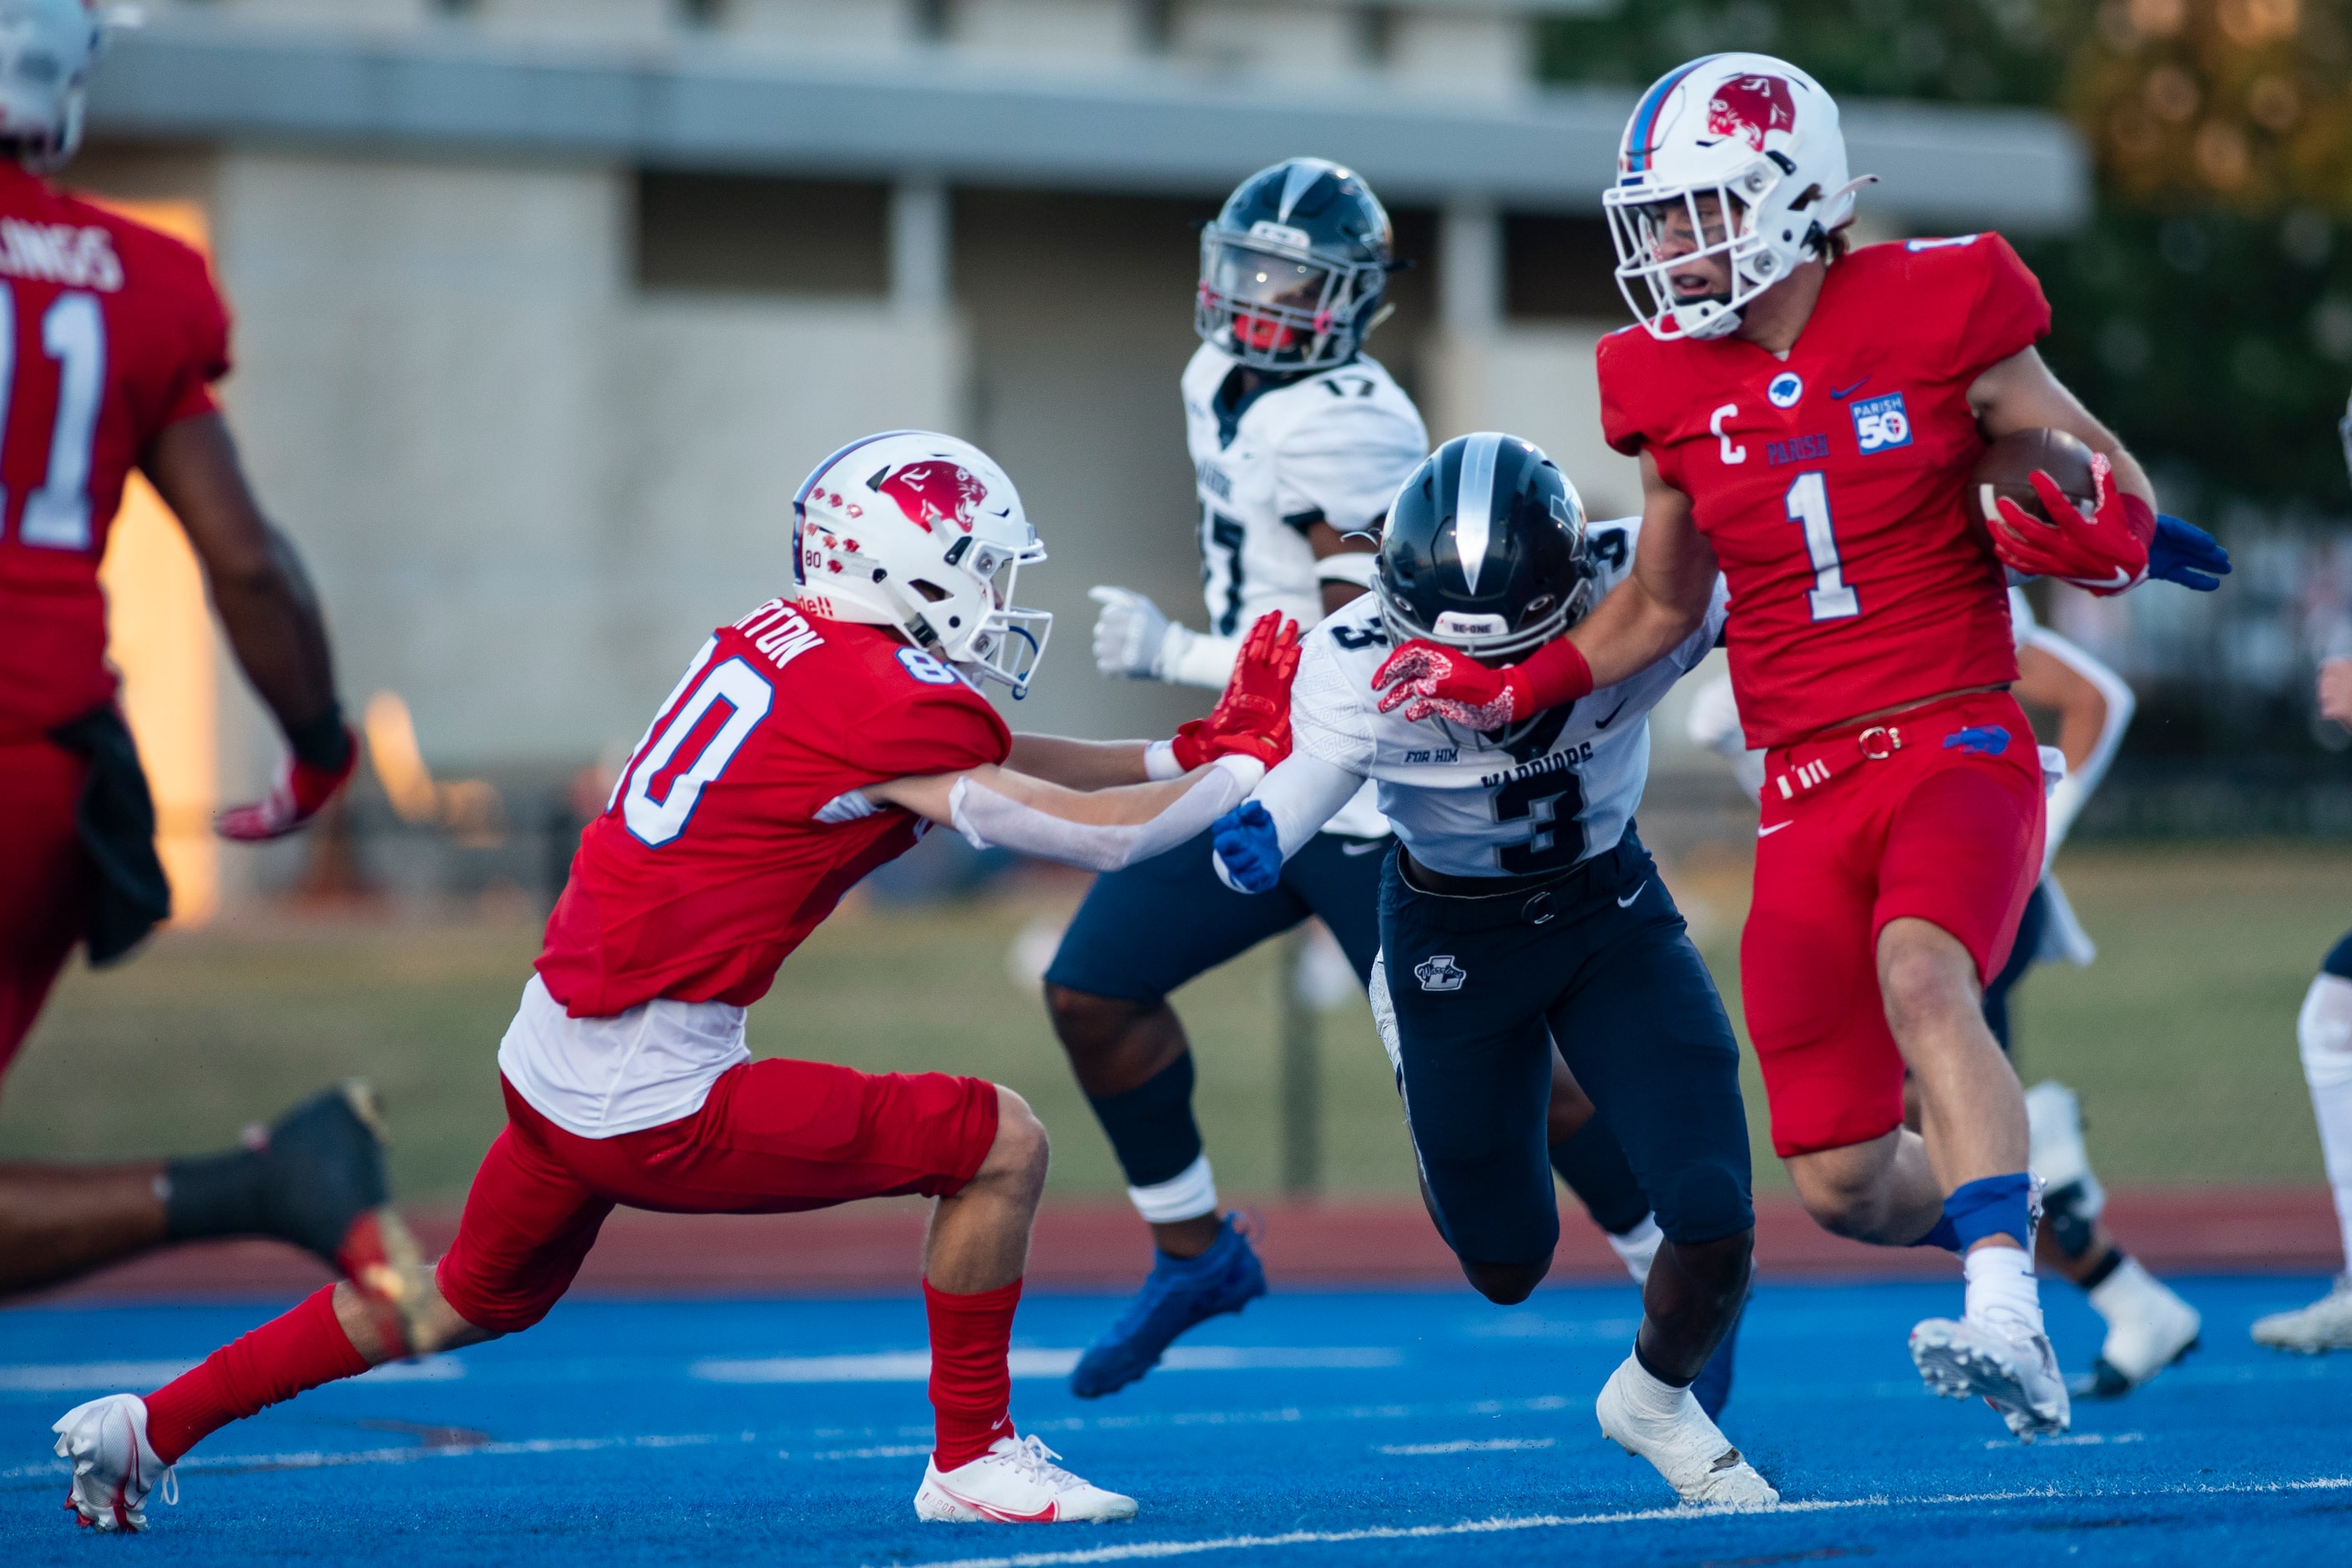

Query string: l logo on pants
[1414,954,1467,992]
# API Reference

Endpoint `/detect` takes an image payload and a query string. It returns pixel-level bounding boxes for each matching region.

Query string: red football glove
[1373,636,1595,729]
[1170,611,1301,769]
[216,729,358,842]
[1987,451,2154,597]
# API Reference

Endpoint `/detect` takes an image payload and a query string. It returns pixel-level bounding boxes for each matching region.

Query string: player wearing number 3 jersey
[52,432,1304,1533]
[1373,54,2171,1443]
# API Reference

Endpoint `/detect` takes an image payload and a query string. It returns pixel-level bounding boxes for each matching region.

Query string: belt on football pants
[1764,688,2006,805]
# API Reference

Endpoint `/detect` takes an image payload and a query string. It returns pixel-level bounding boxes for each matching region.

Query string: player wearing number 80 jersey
[66,431,1310,1535]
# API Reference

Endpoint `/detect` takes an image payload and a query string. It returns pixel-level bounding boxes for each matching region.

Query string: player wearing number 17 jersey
[52,431,1299,1534]
[1373,54,2175,1441]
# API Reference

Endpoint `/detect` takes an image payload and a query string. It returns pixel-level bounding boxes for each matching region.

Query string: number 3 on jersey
[1784,472,1859,622]
[620,655,773,847]
[0,282,105,550]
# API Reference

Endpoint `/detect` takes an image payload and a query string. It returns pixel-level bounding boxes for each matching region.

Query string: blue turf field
[3,1277,2348,1566]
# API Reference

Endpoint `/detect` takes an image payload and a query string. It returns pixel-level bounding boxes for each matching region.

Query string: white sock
[1963,1243,2044,1338]
[1608,1214,1663,1287]
[2297,974,2352,1272]
[1614,1353,1692,1421]
[1127,1153,1217,1227]
[2086,1255,2166,1326]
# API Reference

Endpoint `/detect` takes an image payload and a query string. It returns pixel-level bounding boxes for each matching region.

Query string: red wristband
[1506,637,1596,716]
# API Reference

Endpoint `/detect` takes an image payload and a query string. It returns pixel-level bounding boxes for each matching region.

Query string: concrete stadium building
[77,1,2085,908]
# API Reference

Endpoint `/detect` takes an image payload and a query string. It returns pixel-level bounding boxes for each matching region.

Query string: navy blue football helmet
[1373,433,1596,662]
[1196,157,1393,372]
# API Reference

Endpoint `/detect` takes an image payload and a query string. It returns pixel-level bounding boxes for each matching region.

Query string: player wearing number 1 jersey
[1373,54,2179,1441]
[0,0,404,1323]
[52,431,1299,1533]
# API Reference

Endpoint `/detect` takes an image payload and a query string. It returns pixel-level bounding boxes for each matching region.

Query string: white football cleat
[52,1393,171,1533]
[1910,1316,2070,1439]
[2075,1257,2202,1398]
[2252,1276,2352,1353]
[913,1434,1138,1524]
[1595,1358,1778,1510]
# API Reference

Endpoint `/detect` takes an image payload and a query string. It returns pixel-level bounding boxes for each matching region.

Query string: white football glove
[1089,586,1179,679]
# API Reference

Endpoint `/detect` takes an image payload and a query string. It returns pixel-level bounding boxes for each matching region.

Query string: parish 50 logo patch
[1850,392,1912,453]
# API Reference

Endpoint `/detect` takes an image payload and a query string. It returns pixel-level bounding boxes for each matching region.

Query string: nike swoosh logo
[1758,822,1792,837]
[1591,697,1630,729]
[1830,378,1869,399]
[937,1482,1059,1523]
[1340,839,1387,857]
[1616,884,1645,908]
[2068,566,2137,590]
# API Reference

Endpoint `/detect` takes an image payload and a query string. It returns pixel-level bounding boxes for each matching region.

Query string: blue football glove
[2148,513,2229,592]
[1211,802,1281,894]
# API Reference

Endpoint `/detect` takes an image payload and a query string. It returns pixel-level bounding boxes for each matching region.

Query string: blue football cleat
[1070,1216,1267,1399]
[1690,1301,1740,1420]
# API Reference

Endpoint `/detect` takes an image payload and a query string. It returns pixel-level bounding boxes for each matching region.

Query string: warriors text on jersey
[1597,234,2049,749]
[0,165,231,742]
[1291,518,1727,878]
[1183,342,1424,838]
[536,605,1011,1019]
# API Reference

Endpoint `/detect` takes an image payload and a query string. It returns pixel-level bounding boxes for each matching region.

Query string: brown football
[1971,427,2097,529]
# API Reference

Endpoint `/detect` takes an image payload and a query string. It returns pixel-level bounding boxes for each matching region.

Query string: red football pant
[1741,692,2044,1159]
[0,738,89,1082]
[436,1063,1000,1333]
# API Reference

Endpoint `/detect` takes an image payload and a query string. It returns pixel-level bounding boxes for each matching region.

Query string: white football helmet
[0,1,108,175]
[792,431,1052,697]
[1601,53,1870,341]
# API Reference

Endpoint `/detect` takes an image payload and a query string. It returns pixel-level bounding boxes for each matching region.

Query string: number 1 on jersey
[1784,472,1859,622]
[0,283,107,552]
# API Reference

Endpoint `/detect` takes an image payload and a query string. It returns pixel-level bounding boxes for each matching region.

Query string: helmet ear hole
[909,579,953,604]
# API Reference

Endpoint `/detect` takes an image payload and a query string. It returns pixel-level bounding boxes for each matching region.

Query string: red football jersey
[1599,235,2050,748]
[536,604,1012,1018]
[0,166,230,742]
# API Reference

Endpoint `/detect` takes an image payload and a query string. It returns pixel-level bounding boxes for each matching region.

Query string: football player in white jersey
[1687,586,2203,1395]
[2256,393,2352,1354]
[1055,160,1697,1404]
[1213,434,1768,1509]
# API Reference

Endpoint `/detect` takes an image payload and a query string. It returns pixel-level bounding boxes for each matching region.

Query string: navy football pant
[1378,831,1754,1267]
[1047,826,1387,1005]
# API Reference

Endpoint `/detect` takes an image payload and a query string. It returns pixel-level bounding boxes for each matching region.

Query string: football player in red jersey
[51,431,1299,1532]
[0,2,412,1309]
[1372,53,2221,1441]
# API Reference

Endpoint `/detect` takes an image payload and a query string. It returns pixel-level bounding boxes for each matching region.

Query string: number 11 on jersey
[1784,472,1859,622]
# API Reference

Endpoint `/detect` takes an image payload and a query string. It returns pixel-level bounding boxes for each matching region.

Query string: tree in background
[1540,0,2352,511]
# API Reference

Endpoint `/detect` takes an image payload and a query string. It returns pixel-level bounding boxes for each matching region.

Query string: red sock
[144,1285,371,1464]
[924,1277,1022,1472]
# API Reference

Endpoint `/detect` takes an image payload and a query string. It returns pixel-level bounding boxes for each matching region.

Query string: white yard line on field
[890,1476,2352,1568]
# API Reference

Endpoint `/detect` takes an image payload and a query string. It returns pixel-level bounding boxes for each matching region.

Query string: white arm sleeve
[1210,751,1365,893]
[948,755,1266,873]
[1259,752,1368,861]
[1158,625,1241,690]
[2024,626,2134,860]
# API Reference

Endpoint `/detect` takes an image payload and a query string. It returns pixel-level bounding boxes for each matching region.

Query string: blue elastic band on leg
[1908,1213,1961,1252]
[1942,1171,2034,1251]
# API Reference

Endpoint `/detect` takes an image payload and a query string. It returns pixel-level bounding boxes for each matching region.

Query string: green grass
[2,842,2342,1203]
